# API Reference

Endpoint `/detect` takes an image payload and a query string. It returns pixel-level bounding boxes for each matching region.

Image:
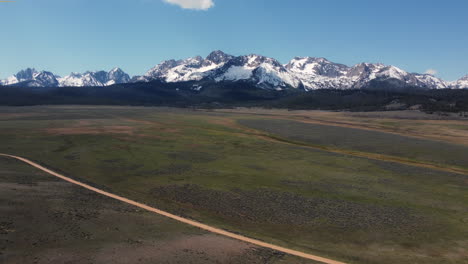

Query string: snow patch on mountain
[216,66,252,81]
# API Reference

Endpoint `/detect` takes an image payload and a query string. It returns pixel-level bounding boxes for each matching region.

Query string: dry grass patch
[46,125,135,135]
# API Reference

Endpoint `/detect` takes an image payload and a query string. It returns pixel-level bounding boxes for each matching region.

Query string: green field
[0,106,467,264]
[0,156,308,264]
[238,118,468,170]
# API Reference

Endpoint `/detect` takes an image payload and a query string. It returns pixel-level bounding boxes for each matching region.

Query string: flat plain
[0,106,467,264]
[0,155,307,264]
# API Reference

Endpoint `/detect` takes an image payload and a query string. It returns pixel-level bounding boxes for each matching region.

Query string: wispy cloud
[425,69,437,75]
[163,0,214,10]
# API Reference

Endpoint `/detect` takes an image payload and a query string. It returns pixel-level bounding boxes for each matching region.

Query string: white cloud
[425,69,438,75]
[163,0,214,10]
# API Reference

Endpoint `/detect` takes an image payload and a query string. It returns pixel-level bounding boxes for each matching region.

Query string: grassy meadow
[0,156,305,264]
[0,106,467,264]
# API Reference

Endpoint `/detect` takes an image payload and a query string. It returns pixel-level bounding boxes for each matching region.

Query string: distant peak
[289,57,332,64]
[159,59,180,66]
[15,68,39,80]
[459,74,468,81]
[37,70,54,75]
[207,50,227,56]
[16,67,37,74]
[20,67,37,71]
[354,62,385,68]
[206,50,233,64]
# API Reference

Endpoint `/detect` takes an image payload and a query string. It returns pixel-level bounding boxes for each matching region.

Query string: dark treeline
[1,80,468,113]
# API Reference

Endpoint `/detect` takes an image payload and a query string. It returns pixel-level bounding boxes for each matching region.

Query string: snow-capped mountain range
[2,51,467,90]
[59,68,130,87]
[0,68,130,88]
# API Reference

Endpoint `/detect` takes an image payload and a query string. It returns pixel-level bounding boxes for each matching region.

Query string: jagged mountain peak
[144,51,236,83]
[15,68,39,80]
[238,54,284,69]
[210,54,301,89]
[183,56,204,65]
[289,57,332,64]
[376,65,409,78]
[109,67,123,72]
[68,72,83,77]
[58,68,130,87]
[286,57,349,78]
[205,50,233,64]
[106,67,130,85]
[0,68,59,87]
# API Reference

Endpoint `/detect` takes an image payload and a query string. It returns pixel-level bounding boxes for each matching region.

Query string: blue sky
[1,0,467,80]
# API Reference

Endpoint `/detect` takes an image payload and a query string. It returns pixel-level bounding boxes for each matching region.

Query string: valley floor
[0,106,467,264]
[0,156,309,264]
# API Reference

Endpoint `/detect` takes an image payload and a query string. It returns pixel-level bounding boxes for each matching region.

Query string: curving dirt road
[0,153,347,264]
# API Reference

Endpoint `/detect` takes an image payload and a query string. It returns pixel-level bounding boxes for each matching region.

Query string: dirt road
[0,153,347,264]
